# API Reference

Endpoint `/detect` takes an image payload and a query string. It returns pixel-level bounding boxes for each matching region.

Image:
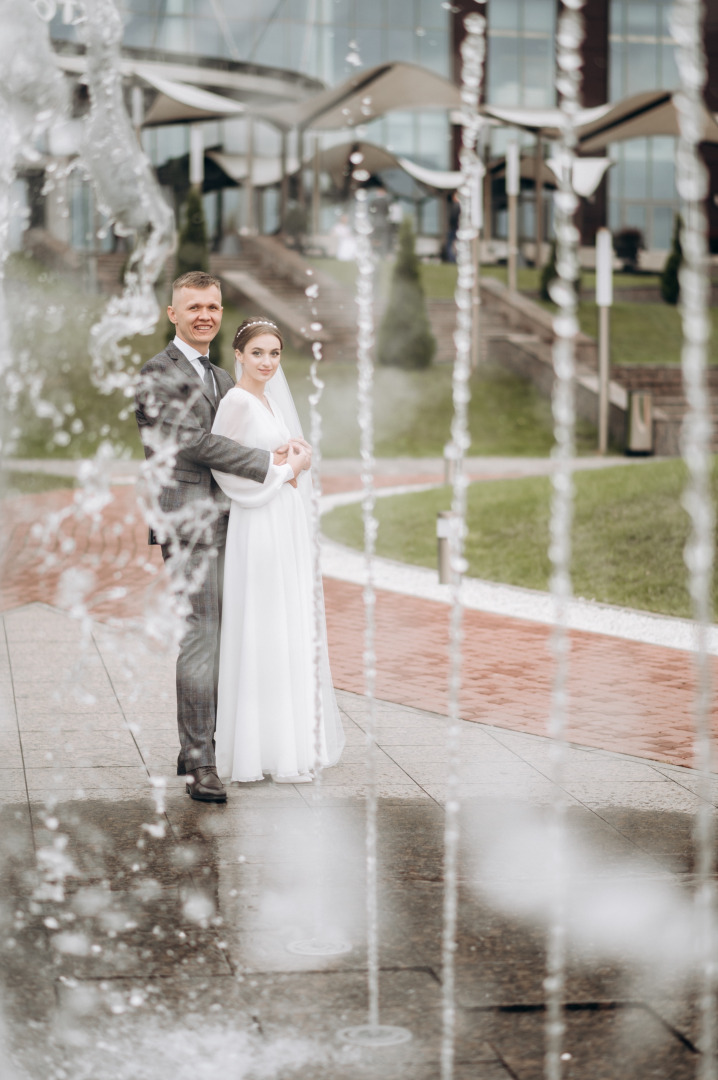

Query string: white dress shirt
[173,335,294,487]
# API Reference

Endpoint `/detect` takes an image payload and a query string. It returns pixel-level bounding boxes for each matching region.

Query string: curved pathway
[0,456,714,769]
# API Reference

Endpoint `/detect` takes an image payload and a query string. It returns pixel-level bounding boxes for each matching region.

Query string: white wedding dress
[211,384,344,783]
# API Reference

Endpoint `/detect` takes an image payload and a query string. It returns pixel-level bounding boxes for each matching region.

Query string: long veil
[234,359,344,767]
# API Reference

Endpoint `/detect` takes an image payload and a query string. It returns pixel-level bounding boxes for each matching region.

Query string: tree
[377,217,435,369]
[660,214,682,305]
[176,187,209,278]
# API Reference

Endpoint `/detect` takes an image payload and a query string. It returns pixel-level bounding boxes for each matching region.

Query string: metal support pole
[280,130,289,231]
[534,130,544,269]
[297,127,305,208]
[245,116,255,234]
[598,304,610,455]
[312,135,321,238]
[595,227,613,455]
[189,123,204,191]
[506,140,519,292]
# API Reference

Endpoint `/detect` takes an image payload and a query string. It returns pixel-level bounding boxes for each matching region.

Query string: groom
[135,271,308,803]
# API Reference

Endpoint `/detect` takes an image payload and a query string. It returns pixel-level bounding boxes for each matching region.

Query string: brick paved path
[1,479,714,769]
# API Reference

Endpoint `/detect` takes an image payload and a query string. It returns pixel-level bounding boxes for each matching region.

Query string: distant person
[443,191,461,264]
[210,318,345,783]
[332,213,357,261]
[135,272,307,803]
[388,198,403,251]
[370,186,391,257]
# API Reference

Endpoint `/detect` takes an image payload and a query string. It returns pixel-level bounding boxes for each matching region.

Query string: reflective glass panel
[489,0,520,32]
[488,36,521,106]
[523,36,553,107]
[524,0,554,34]
[609,39,625,101]
[386,0,416,28]
[625,0,658,36]
[624,203,647,233]
[651,205,675,250]
[384,28,413,63]
[661,42,678,89]
[650,137,676,200]
[609,0,624,34]
[623,138,649,199]
[419,32,448,76]
[419,0,447,29]
[625,42,658,96]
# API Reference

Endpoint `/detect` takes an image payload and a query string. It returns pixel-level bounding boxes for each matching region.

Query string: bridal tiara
[243,319,278,330]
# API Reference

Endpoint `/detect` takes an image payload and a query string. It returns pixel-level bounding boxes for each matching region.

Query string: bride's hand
[288,442,311,479]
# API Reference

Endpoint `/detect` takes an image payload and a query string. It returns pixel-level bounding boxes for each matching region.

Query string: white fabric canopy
[207,141,462,192]
[140,71,245,126]
[546,156,614,197]
[256,61,462,132]
[577,89,718,151]
[481,102,612,134]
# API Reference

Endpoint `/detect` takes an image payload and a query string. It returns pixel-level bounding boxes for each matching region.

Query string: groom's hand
[273,444,290,467]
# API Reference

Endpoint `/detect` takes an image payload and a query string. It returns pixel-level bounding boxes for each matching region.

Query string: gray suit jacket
[135,341,271,545]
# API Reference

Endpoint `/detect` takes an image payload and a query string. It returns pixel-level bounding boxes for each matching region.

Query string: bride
[210,317,344,783]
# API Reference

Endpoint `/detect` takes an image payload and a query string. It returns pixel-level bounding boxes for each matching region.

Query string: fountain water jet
[544,2,586,1077]
[337,182,411,1051]
[440,11,486,1080]
[286,272,352,959]
[671,0,717,1075]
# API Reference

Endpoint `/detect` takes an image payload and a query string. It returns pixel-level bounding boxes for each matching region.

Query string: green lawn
[0,470,74,498]
[322,459,716,618]
[314,256,718,366]
[6,254,598,461]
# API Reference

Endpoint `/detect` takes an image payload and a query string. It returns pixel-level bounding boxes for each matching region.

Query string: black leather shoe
[186,765,227,803]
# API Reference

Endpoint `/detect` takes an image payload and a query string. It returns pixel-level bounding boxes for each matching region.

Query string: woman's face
[236,333,282,384]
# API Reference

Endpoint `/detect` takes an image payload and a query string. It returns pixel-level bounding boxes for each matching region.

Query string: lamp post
[506,139,519,292]
[595,226,613,455]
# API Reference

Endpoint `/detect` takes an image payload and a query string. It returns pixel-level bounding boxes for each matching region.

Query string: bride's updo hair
[233,318,284,353]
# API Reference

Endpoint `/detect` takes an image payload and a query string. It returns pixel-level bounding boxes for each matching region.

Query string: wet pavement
[0,460,715,1078]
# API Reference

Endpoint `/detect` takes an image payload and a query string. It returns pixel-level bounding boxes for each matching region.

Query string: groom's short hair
[172,271,222,299]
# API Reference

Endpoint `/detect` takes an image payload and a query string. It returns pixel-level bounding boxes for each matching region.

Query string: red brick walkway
[1,482,715,769]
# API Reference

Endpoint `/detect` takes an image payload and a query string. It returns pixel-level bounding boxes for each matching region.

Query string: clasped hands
[273,438,312,487]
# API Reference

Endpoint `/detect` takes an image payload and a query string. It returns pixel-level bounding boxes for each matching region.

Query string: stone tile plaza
[4,0,718,1078]
[0,460,717,1078]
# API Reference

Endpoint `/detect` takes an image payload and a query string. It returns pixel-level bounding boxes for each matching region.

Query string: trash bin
[626,391,653,455]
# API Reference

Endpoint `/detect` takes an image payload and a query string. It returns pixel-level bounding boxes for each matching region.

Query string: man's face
[168,285,223,353]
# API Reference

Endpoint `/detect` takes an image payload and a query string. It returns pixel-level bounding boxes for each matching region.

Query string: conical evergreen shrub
[176,187,209,277]
[377,217,435,369]
[660,215,682,305]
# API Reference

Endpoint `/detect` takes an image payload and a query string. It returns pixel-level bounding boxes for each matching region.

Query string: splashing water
[545,2,586,1078]
[439,12,486,1080]
[671,0,717,1076]
[337,188,410,1050]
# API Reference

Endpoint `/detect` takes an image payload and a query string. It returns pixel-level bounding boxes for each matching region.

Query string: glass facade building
[608,0,680,249]
[44,0,715,253]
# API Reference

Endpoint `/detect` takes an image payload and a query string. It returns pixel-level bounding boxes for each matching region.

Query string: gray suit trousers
[162,538,226,769]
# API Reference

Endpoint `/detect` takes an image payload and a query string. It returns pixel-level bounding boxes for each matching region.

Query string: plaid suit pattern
[136,342,271,768]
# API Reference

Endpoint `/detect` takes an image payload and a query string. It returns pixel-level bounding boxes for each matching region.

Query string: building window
[486,0,556,109]
[608,1,679,250]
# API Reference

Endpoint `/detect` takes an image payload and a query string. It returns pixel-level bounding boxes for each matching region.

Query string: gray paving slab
[0,602,715,1079]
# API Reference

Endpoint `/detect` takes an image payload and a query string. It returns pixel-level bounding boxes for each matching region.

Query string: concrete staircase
[211,238,358,361]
